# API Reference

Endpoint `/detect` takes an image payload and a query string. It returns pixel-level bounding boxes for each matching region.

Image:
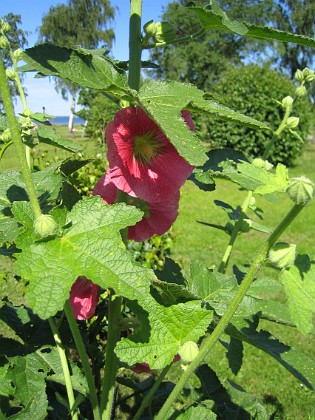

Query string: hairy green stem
[263,105,291,160]
[128,0,142,91]
[64,301,101,420]
[48,318,79,420]
[133,363,172,420]
[0,58,41,219]
[100,293,122,419]
[218,191,253,273]
[156,203,305,419]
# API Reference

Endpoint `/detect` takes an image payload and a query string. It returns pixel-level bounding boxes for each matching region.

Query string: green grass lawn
[1,130,314,418]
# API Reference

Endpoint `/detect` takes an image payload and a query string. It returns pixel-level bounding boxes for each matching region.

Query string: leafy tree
[38,0,115,132]
[0,13,28,108]
[147,0,274,90]
[273,0,315,78]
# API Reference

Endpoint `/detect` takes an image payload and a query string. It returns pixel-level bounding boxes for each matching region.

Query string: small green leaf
[178,405,216,419]
[30,112,53,123]
[138,80,207,166]
[227,380,268,419]
[191,97,270,131]
[226,324,315,390]
[37,126,82,153]
[115,299,213,369]
[190,2,248,35]
[280,263,315,334]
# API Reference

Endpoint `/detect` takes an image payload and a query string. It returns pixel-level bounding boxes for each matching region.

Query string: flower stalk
[48,318,79,420]
[156,203,305,419]
[64,301,101,420]
[0,57,42,219]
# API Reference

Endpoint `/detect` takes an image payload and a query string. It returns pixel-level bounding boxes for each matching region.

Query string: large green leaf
[178,405,217,419]
[191,3,315,48]
[14,197,150,319]
[280,262,315,334]
[21,45,130,98]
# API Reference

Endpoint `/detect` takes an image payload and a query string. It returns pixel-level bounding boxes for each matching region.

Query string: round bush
[199,64,313,166]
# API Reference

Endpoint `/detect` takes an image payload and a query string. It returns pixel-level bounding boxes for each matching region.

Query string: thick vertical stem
[100,293,122,419]
[156,203,305,419]
[64,301,101,420]
[0,58,41,219]
[48,318,79,420]
[128,0,142,91]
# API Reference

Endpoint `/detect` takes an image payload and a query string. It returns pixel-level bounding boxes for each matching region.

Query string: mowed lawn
[1,129,314,417]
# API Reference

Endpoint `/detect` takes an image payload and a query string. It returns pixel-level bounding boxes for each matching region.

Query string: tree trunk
[68,93,76,134]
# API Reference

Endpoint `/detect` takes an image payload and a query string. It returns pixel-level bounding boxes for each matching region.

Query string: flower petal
[69,276,99,320]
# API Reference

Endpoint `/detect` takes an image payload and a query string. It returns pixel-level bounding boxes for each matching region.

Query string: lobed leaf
[21,44,130,98]
[191,4,315,48]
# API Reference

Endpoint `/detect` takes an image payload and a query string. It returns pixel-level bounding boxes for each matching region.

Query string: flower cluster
[93,106,194,241]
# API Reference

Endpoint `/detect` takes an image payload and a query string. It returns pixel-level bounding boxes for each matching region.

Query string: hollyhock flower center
[133,131,164,164]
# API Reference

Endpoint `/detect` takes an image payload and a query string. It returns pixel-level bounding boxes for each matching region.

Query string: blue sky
[1,0,171,115]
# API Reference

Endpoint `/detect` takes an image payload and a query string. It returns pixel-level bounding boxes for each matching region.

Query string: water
[50,116,86,126]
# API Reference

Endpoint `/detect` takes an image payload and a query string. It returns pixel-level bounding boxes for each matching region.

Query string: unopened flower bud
[0,35,10,49]
[252,158,273,171]
[154,21,178,43]
[294,69,304,83]
[34,214,58,237]
[268,242,296,269]
[240,219,252,233]
[286,176,314,205]
[302,68,315,82]
[23,108,32,117]
[1,22,11,34]
[295,85,307,98]
[286,117,299,129]
[178,341,199,363]
[282,96,293,108]
[2,128,11,143]
[5,68,16,80]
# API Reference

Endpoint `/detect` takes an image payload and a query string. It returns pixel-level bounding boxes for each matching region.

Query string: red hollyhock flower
[93,171,180,242]
[106,107,194,202]
[69,276,99,320]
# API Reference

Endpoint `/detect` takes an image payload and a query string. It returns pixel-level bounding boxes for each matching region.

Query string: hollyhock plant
[106,107,195,202]
[69,276,100,320]
[93,171,180,242]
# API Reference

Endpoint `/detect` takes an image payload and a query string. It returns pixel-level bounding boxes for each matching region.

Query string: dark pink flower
[93,172,180,242]
[69,276,99,320]
[106,107,194,202]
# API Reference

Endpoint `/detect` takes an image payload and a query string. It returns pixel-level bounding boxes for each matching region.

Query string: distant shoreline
[50,116,86,126]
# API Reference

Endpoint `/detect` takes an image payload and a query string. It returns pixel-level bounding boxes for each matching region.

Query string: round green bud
[252,158,273,171]
[286,116,299,129]
[302,68,314,81]
[240,219,252,233]
[5,68,16,80]
[295,85,307,98]
[154,21,178,43]
[143,20,156,37]
[286,176,314,205]
[34,214,58,238]
[1,22,11,34]
[13,48,22,61]
[0,35,10,49]
[23,108,32,117]
[268,242,296,269]
[2,128,12,143]
[294,69,304,83]
[282,95,293,108]
[178,341,199,363]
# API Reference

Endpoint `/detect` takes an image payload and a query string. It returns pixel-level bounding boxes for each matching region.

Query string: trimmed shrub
[199,64,313,166]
